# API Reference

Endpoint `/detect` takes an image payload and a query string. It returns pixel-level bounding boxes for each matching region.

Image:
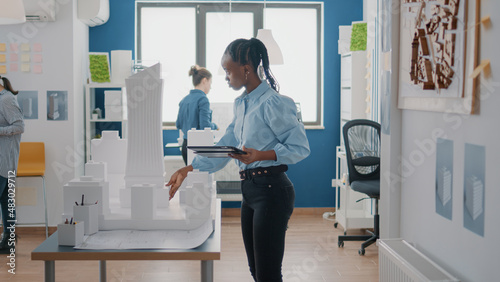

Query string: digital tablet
[188,146,247,158]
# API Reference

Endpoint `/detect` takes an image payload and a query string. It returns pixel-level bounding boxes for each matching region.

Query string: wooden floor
[0,214,379,282]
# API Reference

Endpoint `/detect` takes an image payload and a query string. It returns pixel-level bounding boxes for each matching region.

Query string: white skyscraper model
[124,63,166,197]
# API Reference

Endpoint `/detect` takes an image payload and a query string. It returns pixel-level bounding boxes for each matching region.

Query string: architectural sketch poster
[435,138,453,220]
[46,91,68,121]
[463,143,485,237]
[398,0,478,114]
[17,91,39,119]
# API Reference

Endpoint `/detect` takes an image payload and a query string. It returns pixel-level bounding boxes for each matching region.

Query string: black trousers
[181,138,188,165]
[240,172,295,282]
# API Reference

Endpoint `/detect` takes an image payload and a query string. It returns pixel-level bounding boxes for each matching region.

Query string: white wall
[384,1,500,281]
[0,1,88,226]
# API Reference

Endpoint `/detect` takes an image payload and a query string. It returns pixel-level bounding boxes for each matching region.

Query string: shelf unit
[84,83,127,161]
[340,51,367,145]
[335,51,373,232]
[335,146,373,232]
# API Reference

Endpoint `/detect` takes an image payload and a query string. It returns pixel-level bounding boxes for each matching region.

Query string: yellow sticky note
[20,43,30,52]
[21,64,30,72]
[0,54,6,63]
[0,43,6,52]
[0,65,6,74]
[21,54,30,63]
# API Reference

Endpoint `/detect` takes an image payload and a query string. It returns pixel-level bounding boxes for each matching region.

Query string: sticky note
[0,65,6,74]
[0,54,5,63]
[21,54,30,63]
[0,43,6,52]
[9,53,18,62]
[20,43,30,52]
[10,64,18,72]
[33,43,42,52]
[33,54,42,63]
[21,64,30,72]
[33,65,42,74]
[10,43,18,52]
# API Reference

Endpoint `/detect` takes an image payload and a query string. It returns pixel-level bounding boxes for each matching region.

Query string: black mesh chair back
[343,119,381,198]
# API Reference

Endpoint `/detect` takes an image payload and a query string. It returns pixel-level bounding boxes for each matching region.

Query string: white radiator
[377,239,460,282]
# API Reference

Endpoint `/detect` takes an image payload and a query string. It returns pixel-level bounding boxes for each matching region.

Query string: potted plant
[92,108,100,120]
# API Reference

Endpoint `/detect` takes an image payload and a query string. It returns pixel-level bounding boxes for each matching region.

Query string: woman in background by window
[168,38,310,281]
[0,76,24,253]
[176,65,218,165]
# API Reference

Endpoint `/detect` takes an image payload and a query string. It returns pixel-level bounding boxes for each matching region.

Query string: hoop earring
[245,72,248,81]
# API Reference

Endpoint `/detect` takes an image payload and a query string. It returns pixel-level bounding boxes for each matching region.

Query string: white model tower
[124,63,165,192]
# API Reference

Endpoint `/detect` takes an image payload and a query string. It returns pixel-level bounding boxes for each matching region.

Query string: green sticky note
[350,22,367,51]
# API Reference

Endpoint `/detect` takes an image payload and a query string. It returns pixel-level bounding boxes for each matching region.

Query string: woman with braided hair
[0,76,24,253]
[167,38,310,281]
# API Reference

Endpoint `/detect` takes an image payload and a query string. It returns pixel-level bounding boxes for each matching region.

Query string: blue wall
[89,0,363,208]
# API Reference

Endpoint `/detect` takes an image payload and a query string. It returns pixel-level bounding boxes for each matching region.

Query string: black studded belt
[239,165,288,181]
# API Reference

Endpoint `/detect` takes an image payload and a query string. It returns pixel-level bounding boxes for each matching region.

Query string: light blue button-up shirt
[176,89,218,139]
[0,89,24,178]
[192,81,310,173]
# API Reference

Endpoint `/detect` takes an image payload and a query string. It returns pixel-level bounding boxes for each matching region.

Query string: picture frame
[398,0,480,114]
[88,52,111,83]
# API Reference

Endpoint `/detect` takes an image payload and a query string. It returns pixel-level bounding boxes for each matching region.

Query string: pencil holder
[73,204,99,235]
[57,221,84,246]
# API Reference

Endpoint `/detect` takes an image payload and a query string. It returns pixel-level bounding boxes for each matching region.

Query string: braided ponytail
[249,38,279,93]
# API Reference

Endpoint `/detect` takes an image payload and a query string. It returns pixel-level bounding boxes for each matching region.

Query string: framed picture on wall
[398,0,480,114]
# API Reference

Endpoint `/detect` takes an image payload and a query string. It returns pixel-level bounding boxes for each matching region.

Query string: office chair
[17,142,48,238]
[337,119,380,255]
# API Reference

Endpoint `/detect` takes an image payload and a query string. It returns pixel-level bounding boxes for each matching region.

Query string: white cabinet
[334,146,373,232]
[84,83,127,161]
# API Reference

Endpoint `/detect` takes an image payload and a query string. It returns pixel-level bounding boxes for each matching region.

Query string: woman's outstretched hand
[166,165,193,200]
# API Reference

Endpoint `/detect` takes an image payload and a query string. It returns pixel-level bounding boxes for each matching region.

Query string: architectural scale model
[61,64,216,248]
[406,0,460,90]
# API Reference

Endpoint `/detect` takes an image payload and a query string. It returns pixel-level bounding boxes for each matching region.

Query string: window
[137,2,323,127]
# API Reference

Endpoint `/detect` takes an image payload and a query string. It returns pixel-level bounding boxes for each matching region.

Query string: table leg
[45,261,55,282]
[201,260,213,282]
[100,260,107,282]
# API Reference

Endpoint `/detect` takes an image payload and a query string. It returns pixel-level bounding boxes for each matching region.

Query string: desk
[31,200,221,282]
[165,142,181,148]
